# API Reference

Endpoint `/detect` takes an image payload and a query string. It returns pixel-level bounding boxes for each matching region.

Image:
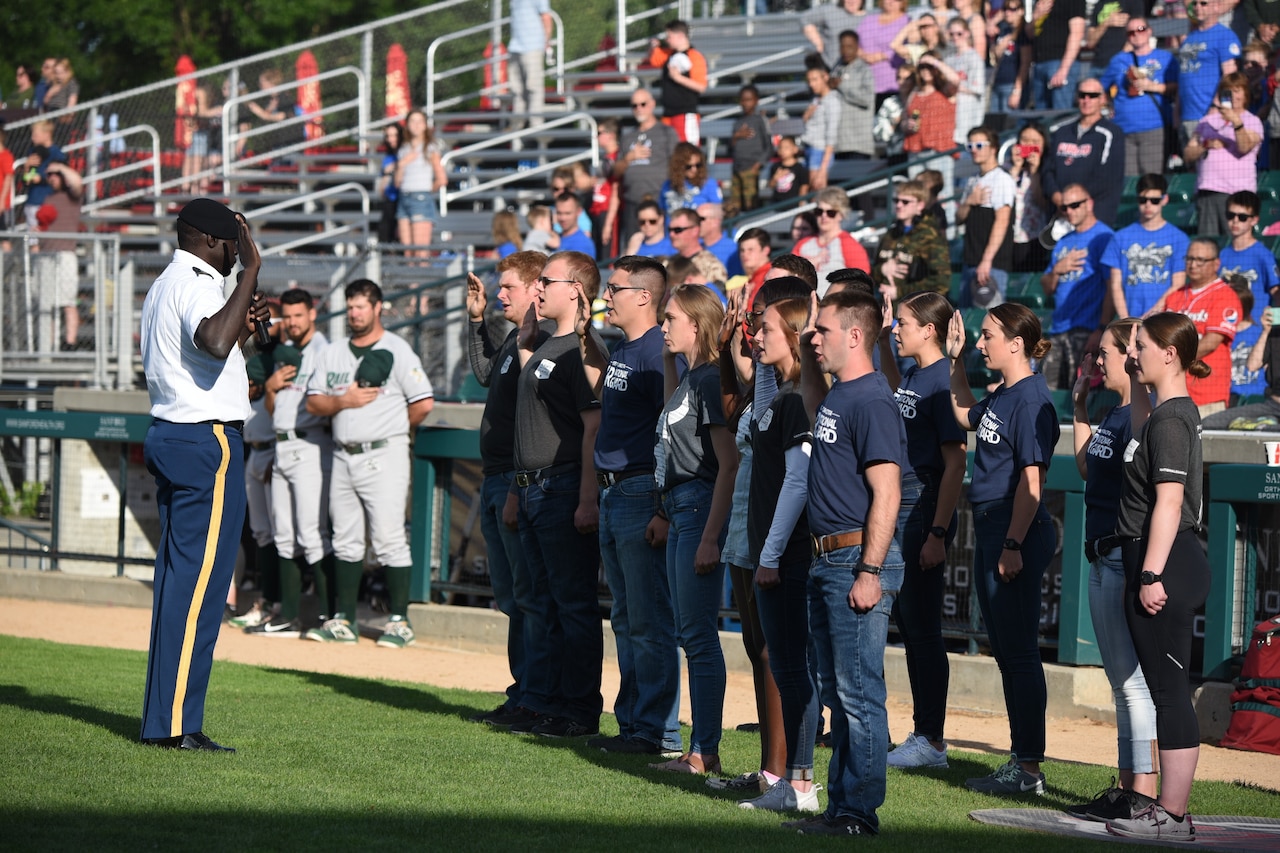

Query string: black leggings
[1122,529,1211,751]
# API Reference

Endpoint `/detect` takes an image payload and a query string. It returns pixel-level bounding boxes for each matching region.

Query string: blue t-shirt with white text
[1220,241,1279,323]
[1047,221,1116,334]
[1103,221,1188,318]
[1176,24,1241,123]
[967,372,1060,505]
[595,325,666,473]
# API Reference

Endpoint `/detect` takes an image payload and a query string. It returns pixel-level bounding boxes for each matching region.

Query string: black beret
[179,198,239,240]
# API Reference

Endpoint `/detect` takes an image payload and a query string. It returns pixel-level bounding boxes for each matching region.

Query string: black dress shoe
[143,732,236,753]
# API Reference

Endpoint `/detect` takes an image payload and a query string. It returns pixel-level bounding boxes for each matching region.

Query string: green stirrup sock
[257,544,280,603]
[277,558,301,621]
[315,553,334,618]
[384,565,412,620]
[335,559,364,625]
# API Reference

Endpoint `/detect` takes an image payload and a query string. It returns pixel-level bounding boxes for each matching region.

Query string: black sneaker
[468,704,509,724]
[507,710,551,733]
[1066,785,1151,822]
[488,706,540,730]
[587,734,662,754]
[793,815,874,836]
[532,716,599,738]
[244,616,301,638]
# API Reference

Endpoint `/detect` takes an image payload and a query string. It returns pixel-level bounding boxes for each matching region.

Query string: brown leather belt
[811,529,863,558]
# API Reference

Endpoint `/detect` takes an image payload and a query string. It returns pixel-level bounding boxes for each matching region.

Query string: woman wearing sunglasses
[791,187,871,296]
[659,142,722,220]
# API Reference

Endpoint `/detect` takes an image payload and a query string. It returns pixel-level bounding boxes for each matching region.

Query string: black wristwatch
[857,563,883,577]
[1002,538,1022,552]
[1140,570,1164,586]
[929,526,948,539]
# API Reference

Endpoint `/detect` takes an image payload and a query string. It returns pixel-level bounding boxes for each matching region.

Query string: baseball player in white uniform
[305,279,434,646]
[236,353,278,624]
[245,288,333,637]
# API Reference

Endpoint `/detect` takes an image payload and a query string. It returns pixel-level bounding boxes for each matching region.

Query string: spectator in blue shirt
[1040,184,1117,390]
[554,193,597,259]
[1175,0,1241,143]
[1105,174,1188,319]
[1219,190,1279,322]
[1101,18,1178,177]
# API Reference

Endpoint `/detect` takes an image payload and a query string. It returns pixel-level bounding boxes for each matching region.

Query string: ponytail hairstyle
[900,291,953,353]
[989,302,1051,360]
[669,283,726,367]
[1142,311,1211,379]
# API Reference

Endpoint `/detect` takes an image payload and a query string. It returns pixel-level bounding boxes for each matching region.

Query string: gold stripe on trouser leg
[170,424,231,736]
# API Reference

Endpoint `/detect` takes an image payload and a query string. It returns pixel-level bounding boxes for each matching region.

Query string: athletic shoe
[486,706,541,729]
[1066,781,1152,822]
[1107,803,1195,842]
[588,735,663,754]
[508,711,553,733]
[376,616,415,649]
[965,758,1045,796]
[739,779,821,813]
[790,814,874,836]
[305,615,358,644]
[532,716,599,738]
[707,771,766,793]
[468,704,510,724]
[886,732,949,769]
[228,600,271,629]
[243,616,301,638]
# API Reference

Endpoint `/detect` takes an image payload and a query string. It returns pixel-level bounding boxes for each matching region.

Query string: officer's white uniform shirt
[141,249,251,423]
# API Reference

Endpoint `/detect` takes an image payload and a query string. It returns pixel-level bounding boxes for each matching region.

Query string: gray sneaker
[707,771,766,793]
[376,616,416,649]
[305,615,358,644]
[965,758,1045,796]
[1107,803,1195,842]
[886,732,948,768]
[738,779,821,813]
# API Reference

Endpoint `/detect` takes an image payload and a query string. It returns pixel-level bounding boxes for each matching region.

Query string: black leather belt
[597,468,653,488]
[514,461,579,488]
[811,529,863,558]
[277,426,332,441]
[248,440,275,450]
[1085,533,1123,563]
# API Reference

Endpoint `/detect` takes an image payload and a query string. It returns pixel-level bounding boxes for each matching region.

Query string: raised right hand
[518,301,540,352]
[945,309,966,360]
[465,272,487,320]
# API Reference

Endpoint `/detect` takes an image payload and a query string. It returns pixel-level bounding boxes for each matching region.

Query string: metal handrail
[707,45,807,88]
[221,66,369,175]
[438,112,599,214]
[427,12,566,116]
[11,125,163,216]
[243,182,372,257]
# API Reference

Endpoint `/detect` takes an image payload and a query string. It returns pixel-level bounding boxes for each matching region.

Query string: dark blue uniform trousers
[140,420,245,741]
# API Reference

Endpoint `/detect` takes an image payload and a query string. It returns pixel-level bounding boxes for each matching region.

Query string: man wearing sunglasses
[956,126,1015,308]
[1219,190,1280,323]
[1175,0,1241,146]
[1105,173,1188,319]
[510,251,607,738]
[1040,78,1125,226]
[1040,185,1118,391]
[1164,238,1242,416]
[1100,16,1177,177]
[613,88,678,245]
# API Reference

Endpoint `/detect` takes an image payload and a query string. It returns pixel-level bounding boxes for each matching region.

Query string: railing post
[617,0,628,72]
[362,30,374,150]
[87,106,101,205]
[116,258,134,390]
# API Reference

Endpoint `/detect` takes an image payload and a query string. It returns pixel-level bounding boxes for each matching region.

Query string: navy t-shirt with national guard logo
[1083,403,1131,540]
[966,372,1059,505]
[894,359,966,482]
[807,372,907,537]
[596,325,666,474]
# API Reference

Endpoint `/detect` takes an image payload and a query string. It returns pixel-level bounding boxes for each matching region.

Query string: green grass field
[2,634,1277,851]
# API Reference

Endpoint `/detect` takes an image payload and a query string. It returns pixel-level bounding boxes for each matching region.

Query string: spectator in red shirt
[1165,237,1242,415]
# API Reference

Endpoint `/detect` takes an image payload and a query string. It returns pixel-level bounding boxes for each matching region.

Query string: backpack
[1219,615,1280,756]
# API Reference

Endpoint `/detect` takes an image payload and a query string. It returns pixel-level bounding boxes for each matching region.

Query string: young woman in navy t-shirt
[1066,318,1158,821]
[945,302,1059,797]
[879,291,967,770]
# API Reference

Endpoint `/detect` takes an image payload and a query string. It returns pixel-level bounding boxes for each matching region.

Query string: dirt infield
[3,596,1278,787]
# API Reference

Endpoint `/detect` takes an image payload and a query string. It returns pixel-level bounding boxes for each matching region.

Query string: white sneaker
[738,779,821,813]
[887,733,948,768]
[227,600,271,629]
[376,616,416,648]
